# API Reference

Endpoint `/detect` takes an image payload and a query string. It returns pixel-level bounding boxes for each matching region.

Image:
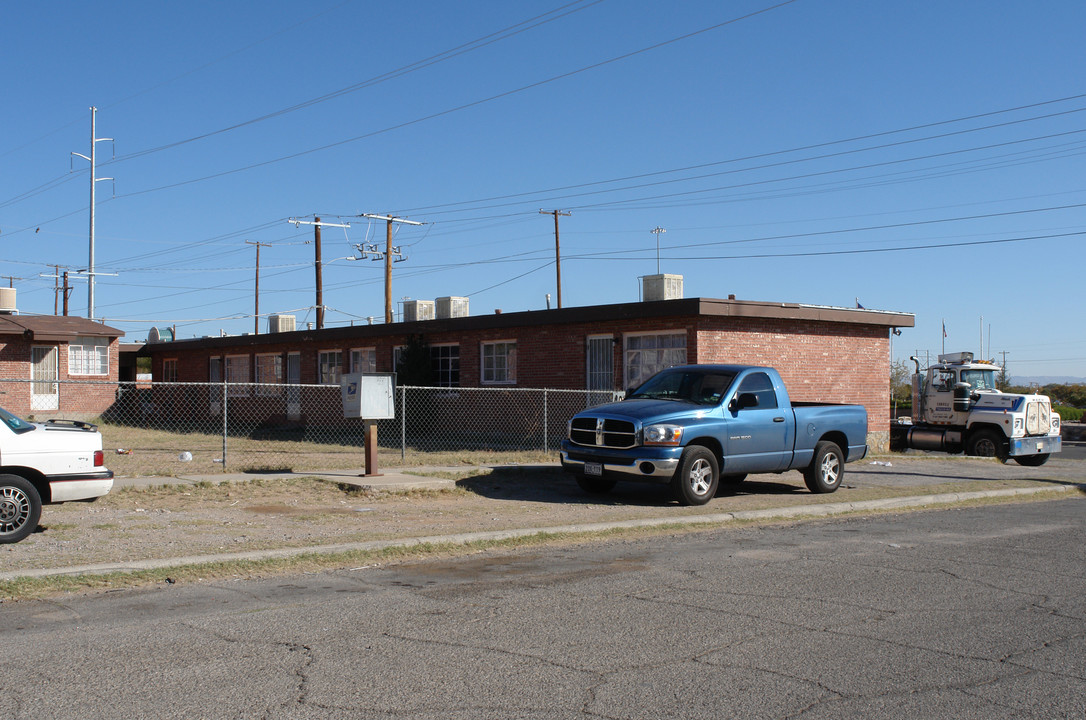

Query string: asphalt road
[2,497,1083,719]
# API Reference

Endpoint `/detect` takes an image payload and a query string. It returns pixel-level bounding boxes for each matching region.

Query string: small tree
[890,359,913,413]
[396,334,434,386]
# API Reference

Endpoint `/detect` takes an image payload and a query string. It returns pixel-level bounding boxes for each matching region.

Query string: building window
[225,355,250,397]
[162,358,179,382]
[319,350,342,385]
[624,332,686,390]
[255,353,283,396]
[481,341,516,385]
[69,336,109,376]
[432,344,460,387]
[350,347,377,374]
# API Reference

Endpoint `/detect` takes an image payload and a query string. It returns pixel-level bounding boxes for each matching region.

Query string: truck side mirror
[730,392,759,411]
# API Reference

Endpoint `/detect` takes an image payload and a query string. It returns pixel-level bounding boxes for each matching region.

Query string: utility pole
[358,214,424,324]
[287,217,352,330]
[70,107,113,319]
[651,226,666,274]
[314,218,323,329]
[246,241,271,334]
[540,210,571,308]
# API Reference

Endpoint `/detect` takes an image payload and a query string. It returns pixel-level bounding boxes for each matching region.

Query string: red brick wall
[0,336,121,419]
[146,313,891,448]
[694,317,889,445]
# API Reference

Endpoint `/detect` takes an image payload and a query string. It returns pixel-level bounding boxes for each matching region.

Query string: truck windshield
[960,369,998,391]
[0,406,36,434]
[629,369,736,405]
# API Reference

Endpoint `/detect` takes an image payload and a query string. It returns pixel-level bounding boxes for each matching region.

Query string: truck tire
[1014,454,1050,467]
[673,445,719,506]
[576,476,617,495]
[0,474,42,544]
[803,441,844,494]
[965,429,1007,461]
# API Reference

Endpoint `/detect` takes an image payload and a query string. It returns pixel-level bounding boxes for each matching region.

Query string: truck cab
[894,351,1061,464]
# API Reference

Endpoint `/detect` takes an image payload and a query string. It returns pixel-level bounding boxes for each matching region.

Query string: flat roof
[141,296,913,353]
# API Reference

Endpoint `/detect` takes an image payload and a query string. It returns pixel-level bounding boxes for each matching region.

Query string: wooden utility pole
[359,214,424,323]
[246,240,271,334]
[540,210,570,308]
[314,217,324,329]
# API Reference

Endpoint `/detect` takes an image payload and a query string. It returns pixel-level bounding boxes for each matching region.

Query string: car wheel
[965,429,1007,461]
[803,441,844,494]
[576,476,617,495]
[673,446,719,506]
[0,474,41,544]
[1013,454,1050,467]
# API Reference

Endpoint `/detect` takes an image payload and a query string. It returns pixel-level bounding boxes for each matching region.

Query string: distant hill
[1011,376,1086,386]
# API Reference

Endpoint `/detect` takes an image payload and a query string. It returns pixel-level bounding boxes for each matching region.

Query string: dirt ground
[6,457,1082,578]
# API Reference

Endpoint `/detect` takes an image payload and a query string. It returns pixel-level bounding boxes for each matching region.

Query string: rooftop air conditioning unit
[268,314,296,333]
[403,300,435,322]
[641,274,684,302]
[0,287,16,315]
[436,296,469,319]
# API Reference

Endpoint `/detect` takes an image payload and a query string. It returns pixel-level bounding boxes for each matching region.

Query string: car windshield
[961,369,998,391]
[629,369,736,406]
[0,406,36,434]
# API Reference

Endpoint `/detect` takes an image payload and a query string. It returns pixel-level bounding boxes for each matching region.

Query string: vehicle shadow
[455,466,810,507]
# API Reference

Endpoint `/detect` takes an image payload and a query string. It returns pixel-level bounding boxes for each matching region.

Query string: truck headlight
[644,424,683,445]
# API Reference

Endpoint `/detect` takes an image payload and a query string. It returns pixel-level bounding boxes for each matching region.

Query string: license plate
[585,462,603,476]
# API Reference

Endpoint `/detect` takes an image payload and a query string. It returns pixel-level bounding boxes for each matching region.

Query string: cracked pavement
[1,497,1083,718]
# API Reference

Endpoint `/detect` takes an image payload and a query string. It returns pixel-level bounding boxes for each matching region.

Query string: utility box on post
[341,372,396,476]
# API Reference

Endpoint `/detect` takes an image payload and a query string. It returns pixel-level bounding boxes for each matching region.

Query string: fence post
[221,380,228,470]
[543,389,549,454]
[400,385,407,461]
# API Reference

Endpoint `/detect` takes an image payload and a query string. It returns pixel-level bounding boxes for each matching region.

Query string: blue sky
[3,0,1085,380]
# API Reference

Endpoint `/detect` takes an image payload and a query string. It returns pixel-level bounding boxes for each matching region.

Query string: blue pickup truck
[560,364,868,505]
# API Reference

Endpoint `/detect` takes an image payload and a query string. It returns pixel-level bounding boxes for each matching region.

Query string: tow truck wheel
[673,445,719,506]
[1014,454,1050,467]
[804,441,844,494]
[0,474,41,544]
[966,429,1007,461]
[576,476,617,495]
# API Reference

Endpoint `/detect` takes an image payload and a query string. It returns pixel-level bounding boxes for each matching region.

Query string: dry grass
[98,422,554,476]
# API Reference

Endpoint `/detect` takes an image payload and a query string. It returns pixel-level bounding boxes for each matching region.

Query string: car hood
[581,398,715,424]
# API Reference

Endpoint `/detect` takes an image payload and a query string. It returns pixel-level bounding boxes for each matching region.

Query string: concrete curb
[2,484,1074,582]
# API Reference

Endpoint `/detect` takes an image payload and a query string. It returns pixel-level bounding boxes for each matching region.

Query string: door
[286,352,301,420]
[31,346,59,411]
[585,336,614,407]
[722,371,792,473]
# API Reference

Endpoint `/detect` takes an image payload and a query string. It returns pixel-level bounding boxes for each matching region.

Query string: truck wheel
[673,446,719,506]
[804,441,844,494]
[1014,454,1050,467]
[0,474,42,544]
[965,429,1007,460]
[576,476,617,495]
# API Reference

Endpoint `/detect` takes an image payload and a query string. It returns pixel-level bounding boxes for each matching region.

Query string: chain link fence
[0,379,621,476]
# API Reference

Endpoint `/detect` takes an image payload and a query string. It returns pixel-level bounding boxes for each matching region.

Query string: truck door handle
[773,416,785,423]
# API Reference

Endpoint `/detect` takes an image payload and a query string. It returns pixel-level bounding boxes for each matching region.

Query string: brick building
[140,296,913,448]
[0,313,125,418]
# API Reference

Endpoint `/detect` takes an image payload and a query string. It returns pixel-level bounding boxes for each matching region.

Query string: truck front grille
[1025,401,1052,435]
[569,417,637,449]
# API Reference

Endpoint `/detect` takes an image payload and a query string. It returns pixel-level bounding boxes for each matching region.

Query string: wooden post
[363,419,381,477]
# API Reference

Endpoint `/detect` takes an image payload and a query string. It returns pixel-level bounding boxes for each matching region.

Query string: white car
[0,406,113,543]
